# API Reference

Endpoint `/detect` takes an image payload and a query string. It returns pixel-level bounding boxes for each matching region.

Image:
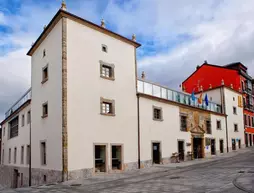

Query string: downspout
[29,111,32,186]
[220,87,229,153]
[137,95,141,169]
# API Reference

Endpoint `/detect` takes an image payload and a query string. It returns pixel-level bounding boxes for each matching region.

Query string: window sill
[41,78,48,84]
[153,118,163,122]
[100,113,115,117]
[100,75,115,81]
[41,115,48,119]
[180,129,188,132]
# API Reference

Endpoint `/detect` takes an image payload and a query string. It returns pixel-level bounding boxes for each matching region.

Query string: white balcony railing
[5,88,31,118]
[137,80,222,114]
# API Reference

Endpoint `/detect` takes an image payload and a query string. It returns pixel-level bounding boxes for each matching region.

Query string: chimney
[196,65,200,70]
[61,0,67,11]
[204,60,208,64]
[101,19,105,28]
[132,34,136,42]
[43,25,47,30]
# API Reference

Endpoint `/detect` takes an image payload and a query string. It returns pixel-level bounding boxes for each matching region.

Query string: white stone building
[0,3,246,189]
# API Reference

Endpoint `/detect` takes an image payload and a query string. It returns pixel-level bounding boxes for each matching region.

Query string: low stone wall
[68,168,93,180]
[0,165,61,189]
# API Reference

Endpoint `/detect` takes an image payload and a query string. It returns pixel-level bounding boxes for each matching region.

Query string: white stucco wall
[30,19,63,170]
[224,88,245,149]
[1,105,31,167]
[204,114,226,155]
[66,19,138,171]
[139,97,191,162]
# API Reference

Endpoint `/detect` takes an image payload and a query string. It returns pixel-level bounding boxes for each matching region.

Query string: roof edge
[27,9,141,56]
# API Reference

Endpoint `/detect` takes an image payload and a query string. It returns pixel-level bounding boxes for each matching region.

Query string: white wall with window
[1,104,31,167]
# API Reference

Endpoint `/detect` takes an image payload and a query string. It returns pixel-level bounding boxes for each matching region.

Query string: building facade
[0,3,248,189]
[182,62,254,148]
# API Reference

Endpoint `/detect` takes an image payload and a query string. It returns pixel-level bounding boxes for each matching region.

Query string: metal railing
[137,80,222,113]
[5,88,32,118]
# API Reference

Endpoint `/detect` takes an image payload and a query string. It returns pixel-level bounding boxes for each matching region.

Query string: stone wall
[0,165,61,189]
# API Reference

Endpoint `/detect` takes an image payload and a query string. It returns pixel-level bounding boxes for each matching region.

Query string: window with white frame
[40,142,46,165]
[153,106,163,121]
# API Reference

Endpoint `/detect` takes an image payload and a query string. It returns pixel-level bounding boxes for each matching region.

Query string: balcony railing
[5,88,32,118]
[137,80,222,114]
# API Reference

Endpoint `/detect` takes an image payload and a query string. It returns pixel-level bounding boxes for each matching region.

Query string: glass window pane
[161,88,167,99]
[137,81,144,93]
[153,85,161,97]
[144,83,152,95]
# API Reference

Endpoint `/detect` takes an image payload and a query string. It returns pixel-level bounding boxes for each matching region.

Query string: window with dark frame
[21,146,24,164]
[27,111,31,124]
[14,147,17,164]
[2,149,4,164]
[8,148,11,163]
[252,117,254,127]
[234,124,239,132]
[180,115,187,131]
[102,44,108,53]
[26,145,30,165]
[206,120,211,134]
[40,142,46,165]
[42,103,48,118]
[244,115,247,126]
[233,107,237,115]
[22,114,25,127]
[248,116,251,127]
[216,120,221,130]
[42,65,48,83]
[9,116,19,139]
[153,107,162,121]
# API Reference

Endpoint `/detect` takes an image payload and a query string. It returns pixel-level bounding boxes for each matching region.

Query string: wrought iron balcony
[137,80,222,114]
[5,88,31,118]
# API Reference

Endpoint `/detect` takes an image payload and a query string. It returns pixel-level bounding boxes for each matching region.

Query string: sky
[0,0,254,121]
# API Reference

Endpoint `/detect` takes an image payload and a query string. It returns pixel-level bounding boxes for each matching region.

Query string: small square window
[153,106,163,121]
[42,103,48,118]
[100,98,115,116]
[234,124,238,132]
[216,120,221,130]
[233,107,237,115]
[100,61,115,80]
[102,44,108,53]
[43,49,46,57]
[42,65,48,84]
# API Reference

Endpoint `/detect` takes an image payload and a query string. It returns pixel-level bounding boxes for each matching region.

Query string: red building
[182,62,254,147]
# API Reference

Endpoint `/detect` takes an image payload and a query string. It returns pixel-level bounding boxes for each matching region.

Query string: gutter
[137,95,141,169]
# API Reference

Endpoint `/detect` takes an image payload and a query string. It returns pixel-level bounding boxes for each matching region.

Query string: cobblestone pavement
[1,148,254,193]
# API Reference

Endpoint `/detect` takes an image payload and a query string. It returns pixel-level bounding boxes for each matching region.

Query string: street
[2,148,254,193]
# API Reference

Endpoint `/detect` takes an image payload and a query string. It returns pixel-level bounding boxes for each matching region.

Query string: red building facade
[182,62,254,146]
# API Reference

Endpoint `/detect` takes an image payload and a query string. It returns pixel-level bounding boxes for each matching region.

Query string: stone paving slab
[234,172,254,192]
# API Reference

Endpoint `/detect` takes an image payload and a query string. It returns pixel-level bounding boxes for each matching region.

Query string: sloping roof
[182,63,238,84]
[27,9,141,56]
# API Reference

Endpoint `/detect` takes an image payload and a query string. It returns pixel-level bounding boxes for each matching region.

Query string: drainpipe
[29,112,32,186]
[220,87,229,153]
[137,95,141,169]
